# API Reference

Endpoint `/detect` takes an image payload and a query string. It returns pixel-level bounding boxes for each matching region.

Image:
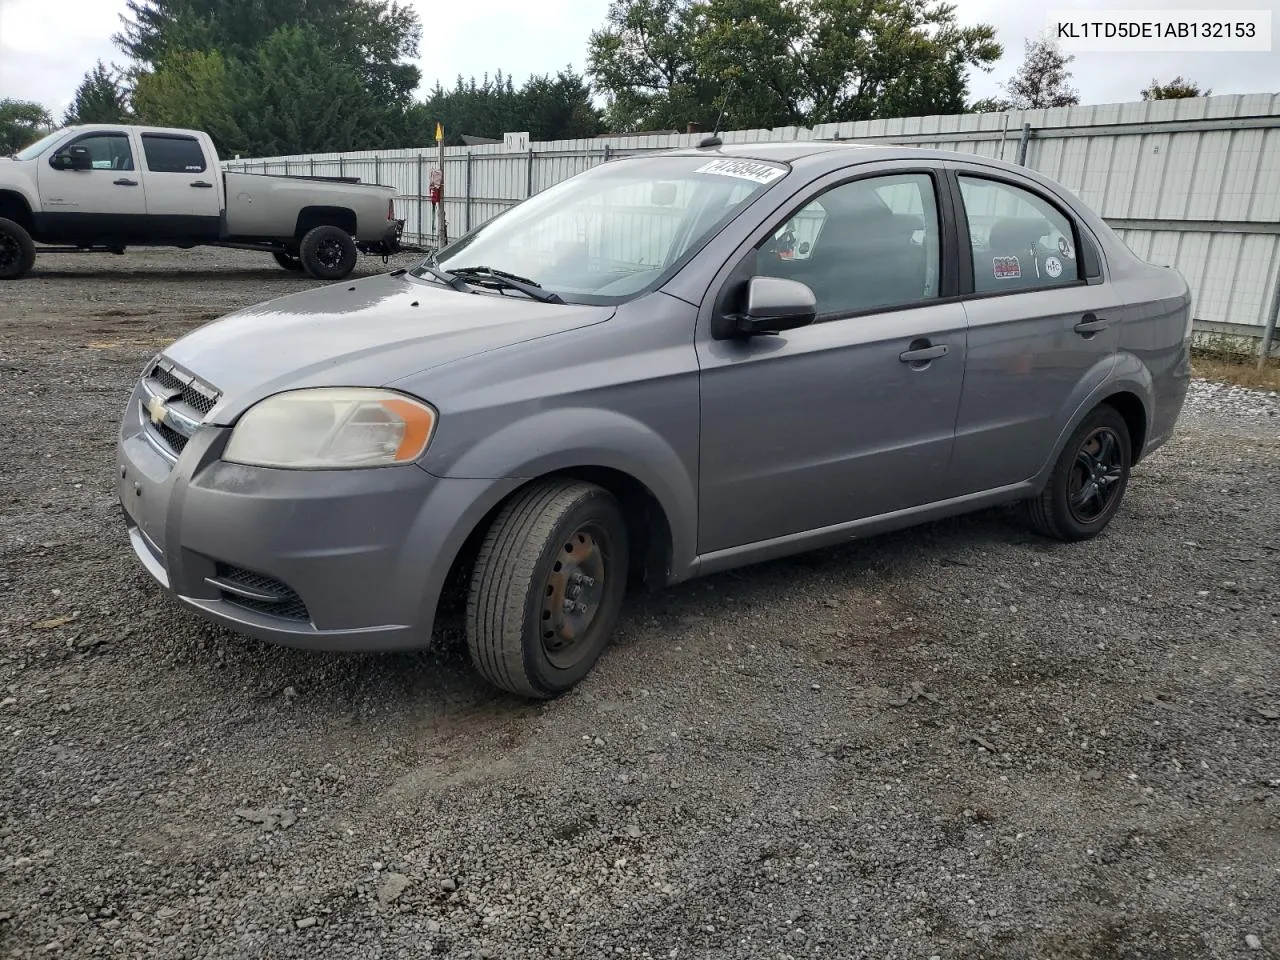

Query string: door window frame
[946,166,1107,299]
[140,132,209,174]
[47,130,136,172]
[707,162,964,338]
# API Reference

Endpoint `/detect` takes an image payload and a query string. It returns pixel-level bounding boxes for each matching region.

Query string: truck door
[137,132,221,240]
[36,129,148,243]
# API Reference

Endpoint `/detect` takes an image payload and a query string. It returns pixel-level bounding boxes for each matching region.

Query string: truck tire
[466,481,630,699]
[272,251,305,272]
[298,225,357,280]
[0,217,36,280]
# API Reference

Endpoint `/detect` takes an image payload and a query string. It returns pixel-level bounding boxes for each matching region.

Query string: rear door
[138,132,221,239]
[946,164,1123,496]
[35,129,147,240]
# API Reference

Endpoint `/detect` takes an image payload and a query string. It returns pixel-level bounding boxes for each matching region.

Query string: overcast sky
[1,0,1277,123]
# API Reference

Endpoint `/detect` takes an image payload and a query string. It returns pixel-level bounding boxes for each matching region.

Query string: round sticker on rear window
[1044,255,1063,278]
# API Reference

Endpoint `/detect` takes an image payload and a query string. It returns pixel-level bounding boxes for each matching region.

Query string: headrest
[988,216,1051,252]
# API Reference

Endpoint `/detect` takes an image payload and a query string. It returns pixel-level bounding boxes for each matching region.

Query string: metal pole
[464,151,472,233]
[1016,122,1032,166]
[416,154,424,248]
[1259,268,1280,369]
[437,135,447,248]
[526,148,534,198]
[339,156,346,180]
[310,157,315,177]
[603,144,611,164]
[374,155,381,186]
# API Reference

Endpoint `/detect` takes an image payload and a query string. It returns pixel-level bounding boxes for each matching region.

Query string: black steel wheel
[466,481,629,698]
[272,250,305,272]
[298,224,358,280]
[1023,404,1132,541]
[0,217,36,280]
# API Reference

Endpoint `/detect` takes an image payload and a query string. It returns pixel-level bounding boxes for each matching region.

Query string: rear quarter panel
[1116,261,1192,457]
[223,171,393,240]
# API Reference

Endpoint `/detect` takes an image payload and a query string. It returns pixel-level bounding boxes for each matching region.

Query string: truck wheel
[298,225,357,280]
[0,217,36,280]
[272,251,305,272]
[1022,404,1132,542]
[466,481,630,699]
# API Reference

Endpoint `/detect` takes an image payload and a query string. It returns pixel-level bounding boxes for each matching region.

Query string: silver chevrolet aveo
[117,141,1192,698]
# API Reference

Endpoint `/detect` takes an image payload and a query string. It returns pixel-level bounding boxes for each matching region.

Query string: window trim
[711,165,960,334]
[948,167,1091,300]
[48,130,135,171]
[140,132,208,174]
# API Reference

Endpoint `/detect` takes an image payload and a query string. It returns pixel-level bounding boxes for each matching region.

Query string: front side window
[58,133,134,171]
[752,172,942,317]
[958,175,1081,293]
[142,134,207,173]
[422,155,787,303]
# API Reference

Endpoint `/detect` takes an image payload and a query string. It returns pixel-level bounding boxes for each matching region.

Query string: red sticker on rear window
[993,256,1021,279]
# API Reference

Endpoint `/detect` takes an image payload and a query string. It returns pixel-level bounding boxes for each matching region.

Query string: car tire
[272,250,305,272]
[466,481,630,699]
[298,225,357,280]
[1023,404,1132,542]
[0,217,36,280]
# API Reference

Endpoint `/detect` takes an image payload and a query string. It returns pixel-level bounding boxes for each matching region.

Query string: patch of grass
[1191,351,1280,392]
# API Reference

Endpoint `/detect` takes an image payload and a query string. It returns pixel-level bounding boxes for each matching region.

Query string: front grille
[150,363,219,416]
[155,421,189,454]
[138,358,222,462]
[210,564,310,622]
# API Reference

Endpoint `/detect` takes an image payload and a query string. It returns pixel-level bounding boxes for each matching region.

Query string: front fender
[1031,351,1153,487]
[429,407,700,581]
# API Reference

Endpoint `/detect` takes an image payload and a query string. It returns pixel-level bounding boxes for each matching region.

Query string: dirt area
[1,248,1278,960]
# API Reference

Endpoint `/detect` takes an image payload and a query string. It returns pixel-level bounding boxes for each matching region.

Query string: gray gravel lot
[1,249,1278,960]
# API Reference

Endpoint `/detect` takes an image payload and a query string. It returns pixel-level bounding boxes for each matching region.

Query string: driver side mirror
[52,145,92,171]
[730,276,817,336]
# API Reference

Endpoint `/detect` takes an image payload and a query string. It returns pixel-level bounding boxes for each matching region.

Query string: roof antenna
[698,79,734,148]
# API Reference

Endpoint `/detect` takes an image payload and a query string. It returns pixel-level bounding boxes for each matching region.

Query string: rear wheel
[0,217,36,280]
[466,481,629,699]
[272,250,305,272]
[298,225,357,280]
[1023,404,1132,541]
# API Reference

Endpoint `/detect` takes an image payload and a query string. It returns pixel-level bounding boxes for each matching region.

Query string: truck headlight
[224,388,437,469]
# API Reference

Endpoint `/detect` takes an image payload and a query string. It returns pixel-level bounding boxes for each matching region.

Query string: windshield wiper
[446,265,564,304]
[418,259,470,292]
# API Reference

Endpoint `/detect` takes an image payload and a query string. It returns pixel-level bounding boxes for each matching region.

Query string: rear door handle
[190,181,213,188]
[899,342,949,364]
[1074,313,1111,335]
[113,178,138,186]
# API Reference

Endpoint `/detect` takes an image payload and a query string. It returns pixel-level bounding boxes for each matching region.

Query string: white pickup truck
[0,124,403,280]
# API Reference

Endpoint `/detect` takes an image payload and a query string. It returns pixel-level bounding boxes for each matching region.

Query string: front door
[946,168,1124,495]
[696,168,968,554]
[36,130,147,241]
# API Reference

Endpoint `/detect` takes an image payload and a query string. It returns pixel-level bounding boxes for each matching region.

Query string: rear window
[142,135,207,173]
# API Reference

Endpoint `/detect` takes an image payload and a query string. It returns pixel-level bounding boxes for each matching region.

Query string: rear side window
[142,135,207,173]
[957,175,1081,293]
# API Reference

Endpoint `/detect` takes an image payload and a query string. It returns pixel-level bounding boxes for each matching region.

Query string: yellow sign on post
[435,122,444,142]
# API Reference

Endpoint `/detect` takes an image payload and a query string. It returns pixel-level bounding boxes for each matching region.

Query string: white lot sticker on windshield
[694,158,786,185]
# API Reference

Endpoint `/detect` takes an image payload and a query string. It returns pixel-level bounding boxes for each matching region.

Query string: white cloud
[2,0,1277,123]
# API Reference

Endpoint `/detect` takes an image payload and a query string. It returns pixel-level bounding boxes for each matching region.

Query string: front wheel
[1023,404,1132,541]
[298,225,357,280]
[0,217,36,280]
[272,250,305,272]
[466,481,630,699]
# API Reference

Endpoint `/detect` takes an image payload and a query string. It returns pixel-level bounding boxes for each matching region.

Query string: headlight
[223,388,437,469]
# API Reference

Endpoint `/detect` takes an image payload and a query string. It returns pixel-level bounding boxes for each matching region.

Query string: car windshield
[418,154,789,303]
[13,129,67,160]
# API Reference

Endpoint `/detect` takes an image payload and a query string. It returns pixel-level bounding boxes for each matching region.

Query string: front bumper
[116,381,518,652]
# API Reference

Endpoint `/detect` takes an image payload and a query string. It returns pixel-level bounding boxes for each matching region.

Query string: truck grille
[138,358,221,462]
[206,563,311,622]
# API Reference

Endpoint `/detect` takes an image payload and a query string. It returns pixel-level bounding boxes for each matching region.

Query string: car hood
[160,271,615,424]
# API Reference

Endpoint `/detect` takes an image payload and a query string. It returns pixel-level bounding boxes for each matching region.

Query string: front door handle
[1074,313,1111,336]
[899,341,949,364]
[190,181,214,188]
[113,178,138,186]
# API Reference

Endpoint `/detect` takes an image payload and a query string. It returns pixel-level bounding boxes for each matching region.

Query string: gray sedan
[116,141,1192,697]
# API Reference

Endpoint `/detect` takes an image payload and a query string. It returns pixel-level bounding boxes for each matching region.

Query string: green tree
[1141,76,1210,100]
[405,69,603,145]
[131,50,244,154]
[0,99,54,155]
[587,0,1001,132]
[64,61,133,125]
[1003,37,1078,109]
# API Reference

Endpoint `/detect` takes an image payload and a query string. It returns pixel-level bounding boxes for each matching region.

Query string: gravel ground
[1,249,1278,960]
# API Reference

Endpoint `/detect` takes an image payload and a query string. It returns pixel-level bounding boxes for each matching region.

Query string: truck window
[142,135,207,173]
[66,133,134,171]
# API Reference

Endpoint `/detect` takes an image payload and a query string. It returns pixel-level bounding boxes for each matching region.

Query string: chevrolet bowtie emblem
[146,395,169,426]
